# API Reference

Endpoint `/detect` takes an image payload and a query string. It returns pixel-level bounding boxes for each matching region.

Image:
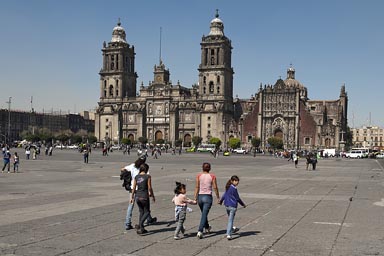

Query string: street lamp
[6,97,12,144]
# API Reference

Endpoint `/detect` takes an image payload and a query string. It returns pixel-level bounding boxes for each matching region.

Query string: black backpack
[120,170,132,192]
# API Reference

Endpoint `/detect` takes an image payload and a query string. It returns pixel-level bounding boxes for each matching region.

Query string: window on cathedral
[311,106,316,111]
[207,116,211,121]
[116,55,119,70]
[209,82,214,93]
[305,138,310,145]
[104,81,107,88]
[109,85,113,96]
[203,87,206,94]
[217,86,220,94]
[207,130,211,135]
[116,89,119,96]
[111,62,114,70]
[104,90,107,97]
[211,57,215,65]
[203,76,206,85]
[208,124,211,128]
[217,76,220,84]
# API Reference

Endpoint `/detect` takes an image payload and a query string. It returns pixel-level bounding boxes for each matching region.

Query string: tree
[156,138,165,145]
[251,137,261,148]
[56,134,69,145]
[209,137,222,149]
[121,137,131,145]
[71,134,83,144]
[228,137,241,149]
[175,139,183,147]
[138,137,147,145]
[267,137,284,150]
[87,135,97,144]
[192,136,202,147]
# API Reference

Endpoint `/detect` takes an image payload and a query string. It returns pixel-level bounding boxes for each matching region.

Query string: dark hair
[202,162,211,172]
[134,157,146,168]
[225,175,239,191]
[139,163,149,173]
[174,181,186,194]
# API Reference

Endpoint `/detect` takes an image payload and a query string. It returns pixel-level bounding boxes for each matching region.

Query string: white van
[197,144,216,152]
[345,150,365,158]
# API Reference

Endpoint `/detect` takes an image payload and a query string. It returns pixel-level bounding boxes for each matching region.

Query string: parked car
[67,145,79,149]
[111,144,122,150]
[345,150,365,158]
[376,153,384,159]
[233,148,248,154]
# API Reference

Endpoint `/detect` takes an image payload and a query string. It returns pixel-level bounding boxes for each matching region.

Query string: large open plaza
[0,149,383,256]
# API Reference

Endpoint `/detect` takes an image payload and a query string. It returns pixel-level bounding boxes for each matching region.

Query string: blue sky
[0,0,383,128]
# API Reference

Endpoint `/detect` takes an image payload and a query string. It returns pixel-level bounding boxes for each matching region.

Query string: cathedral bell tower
[198,10,234,145]
[99,19,137,101]
[95,19,138,144]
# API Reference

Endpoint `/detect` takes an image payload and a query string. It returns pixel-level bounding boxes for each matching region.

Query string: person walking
[122,156,156,230]
[293,153,298,168]
[130,163,155,235]
[13,152,19,172]
[172,182,197,240]
[83,149,89,163]
[219,175,246,240]
[193,162,220,239]
[2,150,11,173]
[25,147,31,160]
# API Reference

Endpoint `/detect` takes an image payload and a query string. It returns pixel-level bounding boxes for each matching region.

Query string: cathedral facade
[95,13,348,151]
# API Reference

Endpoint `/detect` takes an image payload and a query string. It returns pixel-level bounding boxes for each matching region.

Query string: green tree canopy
[121,137,131,145]
[192,136,202,147]
[267,137,284,150]
[251,137,261,148]
[209,137,222,149]
[138,137,147,145]
[228,137,241,149]
[175,139,183,147]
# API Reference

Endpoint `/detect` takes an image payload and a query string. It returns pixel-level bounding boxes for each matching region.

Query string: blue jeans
[225,206,237,236]
[197,194,213,232]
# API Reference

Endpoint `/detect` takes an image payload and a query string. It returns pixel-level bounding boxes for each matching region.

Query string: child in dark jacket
[219,175,246,240]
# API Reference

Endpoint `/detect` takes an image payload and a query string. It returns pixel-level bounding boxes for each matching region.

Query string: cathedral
[95,12,348,151]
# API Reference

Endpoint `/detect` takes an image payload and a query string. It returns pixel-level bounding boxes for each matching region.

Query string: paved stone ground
[0,148,383,256]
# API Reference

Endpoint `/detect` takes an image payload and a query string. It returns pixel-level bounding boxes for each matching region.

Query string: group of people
[121,157,247,240]
[2,146,19,173]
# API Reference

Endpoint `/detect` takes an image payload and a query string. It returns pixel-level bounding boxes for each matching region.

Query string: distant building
[351,126,383,149]
[0,109,95,143]
[95,12,348,151]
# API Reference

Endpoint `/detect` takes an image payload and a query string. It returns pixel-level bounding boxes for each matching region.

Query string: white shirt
[123,163,149,189]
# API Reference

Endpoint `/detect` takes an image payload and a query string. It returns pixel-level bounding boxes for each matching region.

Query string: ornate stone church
[95,12,348,151]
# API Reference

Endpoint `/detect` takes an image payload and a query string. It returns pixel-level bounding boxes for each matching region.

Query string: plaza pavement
[0,148,383,256]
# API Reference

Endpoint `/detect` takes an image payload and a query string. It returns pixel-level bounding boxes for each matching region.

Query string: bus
[197,144,216,153]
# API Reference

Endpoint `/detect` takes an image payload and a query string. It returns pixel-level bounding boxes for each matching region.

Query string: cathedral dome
[284,65,305,89]
[111,19,127,43]
[209,10,224,36]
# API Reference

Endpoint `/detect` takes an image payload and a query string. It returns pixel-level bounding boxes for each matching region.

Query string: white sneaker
[174,236,180,240]
[232,227,240,233]
[227,235,232,240]
[197,231,203,239]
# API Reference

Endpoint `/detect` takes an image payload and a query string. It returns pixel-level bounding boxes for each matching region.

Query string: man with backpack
[121,155,157,230]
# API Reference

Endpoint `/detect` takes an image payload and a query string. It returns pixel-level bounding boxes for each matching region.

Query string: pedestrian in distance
[2,150,11,173]
[83,149,89,163]
[194,162,220,239]
[130,163,155,235]
[13,152,19,172]
[172,182,197,240]
[122,156,156,230]
[25,147,31,160]
[306,154,312,171]
[219,175,246,240]
[293,153,298,168]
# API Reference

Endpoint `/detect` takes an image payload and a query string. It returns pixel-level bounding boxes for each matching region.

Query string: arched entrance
[184,134,192,147]
[155,131,163,142]
[274,129,283,139]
